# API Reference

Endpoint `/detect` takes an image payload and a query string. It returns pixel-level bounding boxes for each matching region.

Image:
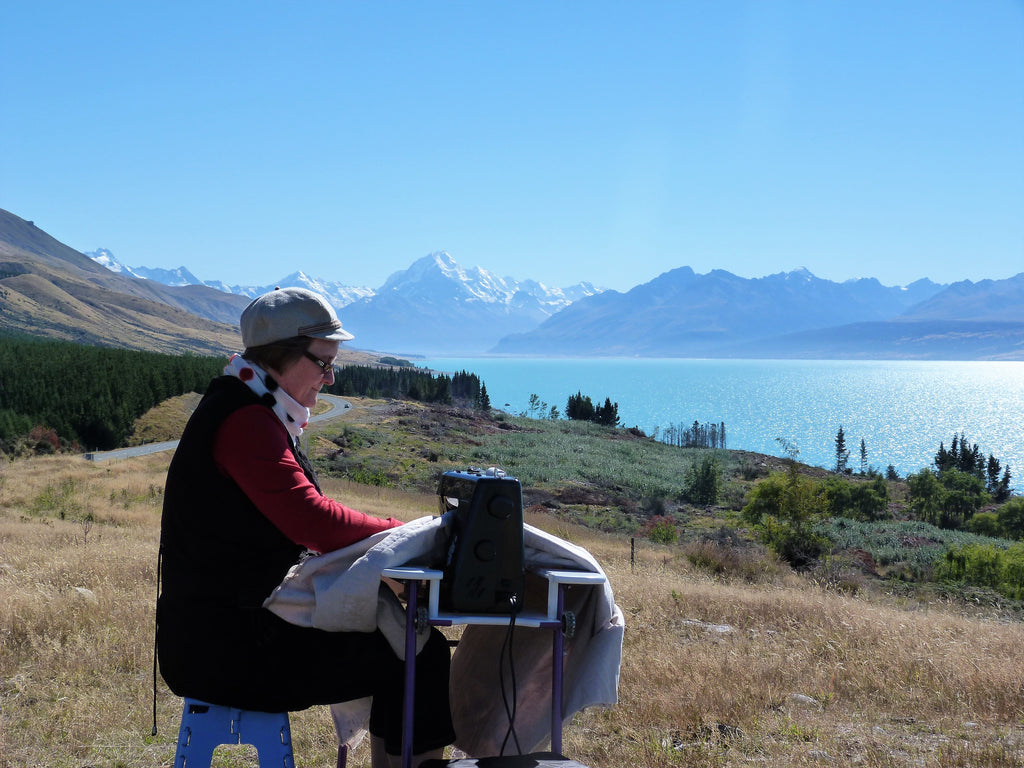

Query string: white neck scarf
[224,353,310,440]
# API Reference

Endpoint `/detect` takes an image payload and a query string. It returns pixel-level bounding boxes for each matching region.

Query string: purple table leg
[401,579,419,768]
[551,583,566,755]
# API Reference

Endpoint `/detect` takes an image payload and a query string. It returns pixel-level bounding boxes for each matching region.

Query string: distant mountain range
[86,247,601,356]
[492,267,1024,358]
[87,248,375,309]
[2,207,1022,359]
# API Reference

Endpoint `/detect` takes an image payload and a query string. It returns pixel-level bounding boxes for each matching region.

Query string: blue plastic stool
[173,697,295,768]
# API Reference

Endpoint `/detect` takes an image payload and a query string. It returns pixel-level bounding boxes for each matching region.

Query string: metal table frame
[381,566,607,768]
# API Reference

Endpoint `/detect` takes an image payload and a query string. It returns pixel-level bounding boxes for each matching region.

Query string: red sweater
[213,404,401,553]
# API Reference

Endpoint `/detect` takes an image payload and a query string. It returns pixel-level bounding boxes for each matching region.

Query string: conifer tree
[996,466,1013,503]
[987,454,1002,493]
[566,391,595,422]
[595,397,619,426]
[834,426,850,474]
[476,383,491,412]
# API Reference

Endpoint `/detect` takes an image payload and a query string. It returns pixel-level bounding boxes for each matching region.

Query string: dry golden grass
[2,450,1024,767]
[127,393,204,447]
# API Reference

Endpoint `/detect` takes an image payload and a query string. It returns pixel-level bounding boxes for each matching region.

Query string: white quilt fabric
[263,514,624,756]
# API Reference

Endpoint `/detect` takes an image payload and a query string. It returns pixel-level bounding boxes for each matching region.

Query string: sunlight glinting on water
[426,358,1024,491]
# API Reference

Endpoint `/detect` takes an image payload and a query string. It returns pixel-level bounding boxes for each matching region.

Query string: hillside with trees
[0,337,486,454]
[0,337,224,452]
[328,365,486,409]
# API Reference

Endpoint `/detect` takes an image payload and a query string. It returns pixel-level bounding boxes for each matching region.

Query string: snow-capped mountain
[86,248,601,354]
[336,252,601,354]
[201,271,376,309]
[86,250,374,310]
[87,249,203,287]
[87,248,140,276]
[378,251,510,302]
[135,264,201,286]
[376,252,596,313]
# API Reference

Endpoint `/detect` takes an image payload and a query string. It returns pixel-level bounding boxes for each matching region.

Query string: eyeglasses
[303,350,336,377]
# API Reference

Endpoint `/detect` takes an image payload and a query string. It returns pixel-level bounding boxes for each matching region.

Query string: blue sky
[2,1,1022,292]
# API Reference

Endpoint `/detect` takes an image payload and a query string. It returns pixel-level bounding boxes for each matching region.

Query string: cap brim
[317,327,355,342]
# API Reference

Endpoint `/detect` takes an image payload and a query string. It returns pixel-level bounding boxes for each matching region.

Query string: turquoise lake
[423,358,1024,491]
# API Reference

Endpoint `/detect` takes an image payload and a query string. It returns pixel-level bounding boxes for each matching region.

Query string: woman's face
[272,338,340,408]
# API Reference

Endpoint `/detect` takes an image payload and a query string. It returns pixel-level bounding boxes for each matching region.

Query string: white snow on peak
[85,247,597,316]
[87,248,134,275]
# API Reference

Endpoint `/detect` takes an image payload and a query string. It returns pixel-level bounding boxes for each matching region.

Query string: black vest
[158,375,311,612]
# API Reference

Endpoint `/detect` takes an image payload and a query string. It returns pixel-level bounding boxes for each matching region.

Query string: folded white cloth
[263,515,625,755]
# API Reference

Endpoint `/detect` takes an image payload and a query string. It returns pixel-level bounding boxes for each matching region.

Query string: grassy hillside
[0,257,241,356]
[0,209,245,355]
[2,400,1023,767]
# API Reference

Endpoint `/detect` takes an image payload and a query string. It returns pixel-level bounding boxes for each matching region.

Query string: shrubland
[2,397,1023,767]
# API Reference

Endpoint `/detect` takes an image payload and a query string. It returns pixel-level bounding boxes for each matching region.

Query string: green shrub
[967,511,1001,538]
[685,454,722,505]
[907,468,990,529]
[935,541,1024,600]
[30,478,84,520]
[640,514,678,544]
[940,469,990,528]
[742,467,831,568]
[821,476,889,521]
[996,497,1024,540]
[349,467,392,487]
[852,476,891,521]
[757,516,831,569]
[907,469,946,526]
[743,470,826,525]
[999,545,1024,599]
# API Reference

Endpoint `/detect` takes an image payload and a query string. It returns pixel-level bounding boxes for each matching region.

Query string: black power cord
[498,593,522,756]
